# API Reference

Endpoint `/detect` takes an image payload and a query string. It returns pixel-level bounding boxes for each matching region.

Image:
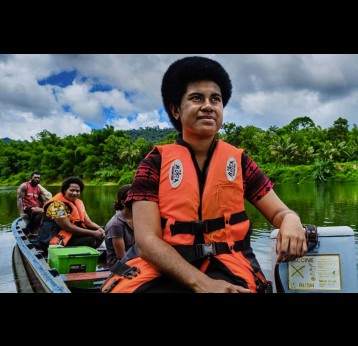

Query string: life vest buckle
[192,220,209,234]
[122,266,141,279]
[196,243,217,258]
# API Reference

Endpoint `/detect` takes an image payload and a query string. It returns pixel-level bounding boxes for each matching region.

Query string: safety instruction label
[288,255,341,291]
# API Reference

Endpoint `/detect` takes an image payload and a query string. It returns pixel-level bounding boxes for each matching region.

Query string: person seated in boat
[38,176,105,251]
[104,184,135,270]
[38,184,52,201]
[17,172,48,236]
[101,56,308,293]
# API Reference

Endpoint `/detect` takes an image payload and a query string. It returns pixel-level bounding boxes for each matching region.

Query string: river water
[1,183,357,292]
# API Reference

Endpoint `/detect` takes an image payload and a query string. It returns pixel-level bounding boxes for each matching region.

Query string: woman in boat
[101,56,308,293]
[104,184,135,270]
[38,176,105,250]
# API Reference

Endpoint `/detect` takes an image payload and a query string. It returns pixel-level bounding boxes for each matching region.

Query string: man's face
[173,80,223,140]
[30,175,41,186]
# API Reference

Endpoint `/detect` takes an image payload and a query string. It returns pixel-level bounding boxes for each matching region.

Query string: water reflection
[0,230,17,293]
[1,183,357,292]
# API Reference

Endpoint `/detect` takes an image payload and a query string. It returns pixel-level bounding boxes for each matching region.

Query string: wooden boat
[12,217,110,293]
[13,216,357,293]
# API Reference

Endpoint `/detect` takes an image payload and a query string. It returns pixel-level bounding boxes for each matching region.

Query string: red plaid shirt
[126,137,273,206]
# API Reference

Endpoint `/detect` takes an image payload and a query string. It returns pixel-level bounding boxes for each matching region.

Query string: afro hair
[161,56,232,132]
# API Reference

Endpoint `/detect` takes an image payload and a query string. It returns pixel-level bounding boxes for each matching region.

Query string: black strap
[303,224,318,251]
[164,210,248,236]
[173,235,250,263]
[102,277,121,293]
[110,261,141,279]
[274,263,285,293]
[101,260,142,293]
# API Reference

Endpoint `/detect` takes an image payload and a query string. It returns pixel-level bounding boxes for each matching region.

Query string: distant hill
[125,126,177,143]
[1,127,178,145]
[1,137,11,144]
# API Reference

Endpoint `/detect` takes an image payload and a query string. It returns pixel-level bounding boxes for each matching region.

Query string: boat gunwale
[11,217,71,293]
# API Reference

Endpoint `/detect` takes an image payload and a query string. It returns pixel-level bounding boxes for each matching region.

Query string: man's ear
[169,104,180,120]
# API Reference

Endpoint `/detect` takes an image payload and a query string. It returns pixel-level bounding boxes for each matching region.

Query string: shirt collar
[175,133,218,156]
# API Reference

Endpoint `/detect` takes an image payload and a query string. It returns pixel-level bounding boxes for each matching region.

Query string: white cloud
[0,110,91,140]
[0,57,60,118]
[1,54,358,141]
[238,90,321,128]
[106,110,171,131]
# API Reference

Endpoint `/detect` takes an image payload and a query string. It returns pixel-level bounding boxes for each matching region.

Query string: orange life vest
[44,193,86,246]
[101,140,269,293]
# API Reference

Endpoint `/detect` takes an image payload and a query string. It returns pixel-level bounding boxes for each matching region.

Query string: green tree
[269,136,299,164]
[285,116,316,132]
[327,117,349,142]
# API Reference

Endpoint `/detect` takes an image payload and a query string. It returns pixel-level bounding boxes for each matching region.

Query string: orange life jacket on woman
[43,193,86,246]
[101,140,269,293]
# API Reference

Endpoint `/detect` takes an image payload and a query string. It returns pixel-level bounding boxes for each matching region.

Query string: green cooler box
[48,246,100,288]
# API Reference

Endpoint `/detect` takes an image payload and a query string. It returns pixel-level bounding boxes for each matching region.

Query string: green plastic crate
[48,246,99,288]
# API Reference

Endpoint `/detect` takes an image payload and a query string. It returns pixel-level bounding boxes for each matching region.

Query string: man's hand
[276,214,307,262]
[194,278,252,293]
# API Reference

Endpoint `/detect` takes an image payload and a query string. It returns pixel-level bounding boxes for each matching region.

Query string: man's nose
[201,99,214,111]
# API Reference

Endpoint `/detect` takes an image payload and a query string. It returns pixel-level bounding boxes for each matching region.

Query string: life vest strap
[110,260,141,279]
[173,235,250,263]
[303,224,318,251]
[102,278,121,293]
[101,260,143,293]
[49,230,72,246]
[166,210,248,236]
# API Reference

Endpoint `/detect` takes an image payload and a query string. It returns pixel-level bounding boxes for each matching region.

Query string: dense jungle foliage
[1,117,357,186]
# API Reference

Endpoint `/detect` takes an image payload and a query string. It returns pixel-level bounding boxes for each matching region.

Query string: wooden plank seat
[62,270,111,282]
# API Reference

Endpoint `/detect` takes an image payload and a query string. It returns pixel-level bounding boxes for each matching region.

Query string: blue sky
[1,54,358,140]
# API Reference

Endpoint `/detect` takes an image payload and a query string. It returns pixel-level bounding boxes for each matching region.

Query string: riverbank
[0,162,357,186]
[51,162,358,185]
[260,161,358,184]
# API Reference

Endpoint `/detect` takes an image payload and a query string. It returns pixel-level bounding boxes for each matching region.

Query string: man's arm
[17,183,28,218]
[38,184,52,202]
[38,191,47,207]
[254,189,308,262]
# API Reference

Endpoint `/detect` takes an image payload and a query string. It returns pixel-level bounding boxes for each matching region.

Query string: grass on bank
[260,161,358,184]
[1,162,357,187]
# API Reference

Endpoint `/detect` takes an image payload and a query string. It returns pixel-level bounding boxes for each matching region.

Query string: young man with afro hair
[102,56,307,293]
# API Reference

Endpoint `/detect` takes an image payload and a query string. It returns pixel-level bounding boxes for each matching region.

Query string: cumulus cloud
[0,109,91,140]
[1,54,358,141]
[106,110,171,130]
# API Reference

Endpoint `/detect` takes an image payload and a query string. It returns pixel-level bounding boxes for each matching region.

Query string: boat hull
[12,217,71,293]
